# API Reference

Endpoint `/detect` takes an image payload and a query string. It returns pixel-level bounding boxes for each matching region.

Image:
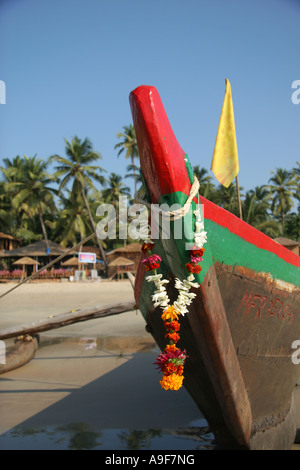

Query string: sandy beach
[0,280,208,450]
[0,280,299,450]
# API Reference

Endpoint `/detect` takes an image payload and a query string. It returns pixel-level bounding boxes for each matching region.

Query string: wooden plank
[0,301,136,340]
[189,265,253,447]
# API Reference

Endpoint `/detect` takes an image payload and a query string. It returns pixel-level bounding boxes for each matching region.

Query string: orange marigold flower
[162,362,178,376]
[144,261,160,271]
[160,373,184,391]
[161,362,184,376]
[190,246,205,257]
[164,344,179,355]
[161,306,180,321]
[141,242,154,253]
[164,320,180,332]
[186,262,202,273]
[162,363,184,376]
[165,331,180,343]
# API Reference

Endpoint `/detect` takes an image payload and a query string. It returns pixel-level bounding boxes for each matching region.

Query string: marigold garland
[160,373,184,391]
[141,207,207,391]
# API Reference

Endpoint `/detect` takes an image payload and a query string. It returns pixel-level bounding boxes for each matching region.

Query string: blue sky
[0,0,299,197]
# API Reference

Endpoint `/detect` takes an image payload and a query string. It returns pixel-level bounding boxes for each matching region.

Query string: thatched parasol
[13,256,40,276]
[61,256,79,266]
[13,256,40,266]
[108,256,134,267]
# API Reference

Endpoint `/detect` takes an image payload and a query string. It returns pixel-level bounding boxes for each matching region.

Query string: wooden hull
[0,336,38,375]
[129,85,300,449]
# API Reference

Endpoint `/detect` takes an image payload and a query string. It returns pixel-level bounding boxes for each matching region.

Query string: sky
[0,0,299,197]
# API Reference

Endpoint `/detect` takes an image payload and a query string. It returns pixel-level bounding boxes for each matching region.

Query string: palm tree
[101,173,131,205]
[0,181,13,234]
[2,155,57,249]
[285,209,300,241]
[284,165,300,241]
[1,155,24,181]
[267,168,298,235]
[53,191,91,247]
[213,181,243,217]
[125,163,142,194]
[114,124,139,195]
[0,178,45,243]
[97,173,131,248]
[193,165,215,199]
[293,162,300,180]
[242,189,280,237]
[1,156,26,235]
[49,136,107,262]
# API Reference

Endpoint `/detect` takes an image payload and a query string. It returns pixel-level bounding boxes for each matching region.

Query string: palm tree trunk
[38,209,50,253]
[131,153,137,195]
[235,176,243,220]
[281,211,285,236]
[81,188,107,268]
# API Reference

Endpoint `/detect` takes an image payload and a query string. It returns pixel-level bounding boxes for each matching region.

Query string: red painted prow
[129,85,190,204]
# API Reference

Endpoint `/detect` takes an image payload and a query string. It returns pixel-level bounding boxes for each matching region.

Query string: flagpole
[235,175,243,220]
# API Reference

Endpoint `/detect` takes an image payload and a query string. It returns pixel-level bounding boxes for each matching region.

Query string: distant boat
[130,85,300,450]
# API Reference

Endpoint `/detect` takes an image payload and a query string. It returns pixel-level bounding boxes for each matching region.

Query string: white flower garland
[144,207,207,316]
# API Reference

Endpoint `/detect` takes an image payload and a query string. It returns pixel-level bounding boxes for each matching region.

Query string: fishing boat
[129,85,300,450]
[0,335,38,375]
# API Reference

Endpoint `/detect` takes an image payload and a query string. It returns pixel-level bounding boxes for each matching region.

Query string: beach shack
[106,243,141,275]
[274,237,300,256]
[0,232,21,253]
[0,240,72,280]
[107,256,135,280]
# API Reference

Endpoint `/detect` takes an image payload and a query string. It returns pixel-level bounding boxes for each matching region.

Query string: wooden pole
[236,175,243,220]
[0,300,136,340]
[127,271,135,289]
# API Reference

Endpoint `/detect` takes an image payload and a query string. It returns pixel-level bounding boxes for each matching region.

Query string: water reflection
[1,423,215,450]
[38,335,158,354]
[118,429,162,450]
[57,423,101,450]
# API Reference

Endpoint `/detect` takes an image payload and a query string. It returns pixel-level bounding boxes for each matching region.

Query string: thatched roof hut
[107,243,141,273]
[0,232,21,252]
[107,256,135,280]
[274,237,300,256]
[0,240,69,258]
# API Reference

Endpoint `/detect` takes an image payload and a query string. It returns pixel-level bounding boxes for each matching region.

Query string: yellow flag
[211,79,239,188]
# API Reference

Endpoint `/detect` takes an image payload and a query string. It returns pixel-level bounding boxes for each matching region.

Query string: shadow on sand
[0,350,214,450]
